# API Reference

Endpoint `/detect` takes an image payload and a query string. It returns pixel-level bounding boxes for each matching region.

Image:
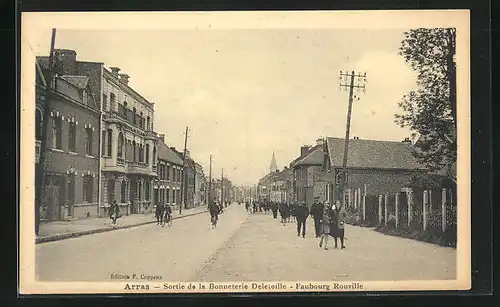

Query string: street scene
[36,203,455,282]
[24,12,462,291]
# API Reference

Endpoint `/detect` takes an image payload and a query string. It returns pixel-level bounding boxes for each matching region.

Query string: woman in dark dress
[330,201,346,249]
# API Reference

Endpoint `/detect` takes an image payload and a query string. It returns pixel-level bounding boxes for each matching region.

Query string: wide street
[36,204,456,282]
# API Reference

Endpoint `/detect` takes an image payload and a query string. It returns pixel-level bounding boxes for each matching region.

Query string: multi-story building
[100,67,158,215]
[38,49,159,216]
[291,139,326,208]
[155,134,184,210]
[35,59,100,221]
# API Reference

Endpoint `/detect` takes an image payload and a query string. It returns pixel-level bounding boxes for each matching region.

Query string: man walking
[310,197,324,238]
[295,201,309,238]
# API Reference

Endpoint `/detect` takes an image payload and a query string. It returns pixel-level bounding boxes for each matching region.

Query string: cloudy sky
[30,27,418,186]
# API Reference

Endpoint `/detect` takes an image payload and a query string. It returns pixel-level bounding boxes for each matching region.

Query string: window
[35,109,43,140]
[133,141,137,161]
[69,122,76,152]
[107,129,112,156]
[139,145,144,163]
[85,128,93,155]
[110,93,116,113]
[145,181,150,201]
[166,165,170,181]
[147,116,150,131]
[166,189,170,204]
[101,131,106,157]
[120,181,126,203]
[172,167,176,182]
[146,144,150,165]
[83,175,93,203]
[153,146,156,165]
[133,107,137,125]
[52,117,62,149]
[67,174,75,204]
[118,132,124,158]
[102,94,108,111]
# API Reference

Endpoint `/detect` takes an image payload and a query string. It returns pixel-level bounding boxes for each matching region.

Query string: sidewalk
[36,206,208,244]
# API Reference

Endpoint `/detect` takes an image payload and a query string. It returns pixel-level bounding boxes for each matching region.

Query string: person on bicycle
[209,198,219,225]
[164,202,172,222]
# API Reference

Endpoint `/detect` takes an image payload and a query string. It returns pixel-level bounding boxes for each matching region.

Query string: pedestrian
[295,201,309,238]
[109,200,121,225]
[330,200,347,249]
[279,202,289,225]
[271,201,278,219]
[310,197,324,238]
[319,202,333,250]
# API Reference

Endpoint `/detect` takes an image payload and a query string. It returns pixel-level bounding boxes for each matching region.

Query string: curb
[36,210,209,244]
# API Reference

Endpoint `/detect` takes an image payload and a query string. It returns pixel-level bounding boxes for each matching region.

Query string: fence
[344,186,457,246]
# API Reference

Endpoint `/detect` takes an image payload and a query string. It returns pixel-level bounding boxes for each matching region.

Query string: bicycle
[211,213,218,229]
[162,212,173,227]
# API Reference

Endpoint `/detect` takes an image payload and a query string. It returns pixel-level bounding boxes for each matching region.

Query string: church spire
[270,151,278,174]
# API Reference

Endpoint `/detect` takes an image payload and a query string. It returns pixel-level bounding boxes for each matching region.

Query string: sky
[29,28,418,186]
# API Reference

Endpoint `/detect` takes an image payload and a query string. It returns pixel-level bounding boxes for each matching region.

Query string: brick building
[38,49,159,216]
[323,137,427,205]
[35,61,100,221]
[290,139,327,208]
[154,134,183,210]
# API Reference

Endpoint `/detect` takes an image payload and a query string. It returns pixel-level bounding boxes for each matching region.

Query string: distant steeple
[270,151,278,174]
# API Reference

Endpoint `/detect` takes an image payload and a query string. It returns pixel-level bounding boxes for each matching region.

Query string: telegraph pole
[338,70,367,205]
[35,28,57,235]
[208,154,212,207]
[179,126,189,215]
[221,168,224,205]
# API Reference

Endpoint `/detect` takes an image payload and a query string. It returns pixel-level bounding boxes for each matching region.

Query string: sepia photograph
[19,10,470,294]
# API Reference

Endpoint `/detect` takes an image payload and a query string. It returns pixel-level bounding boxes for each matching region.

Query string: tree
[395,28,457,181]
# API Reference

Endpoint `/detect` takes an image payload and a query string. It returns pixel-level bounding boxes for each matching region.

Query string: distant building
[155,134,184,209]
[290,139,326,208]
[194,162,206,206]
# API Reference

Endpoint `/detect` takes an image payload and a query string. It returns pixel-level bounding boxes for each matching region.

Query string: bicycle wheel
[167,216,172,227]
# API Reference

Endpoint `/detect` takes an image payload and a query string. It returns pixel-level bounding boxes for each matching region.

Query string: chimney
[119,73,130,86]
[110,67,121,77]
[54,49,77,75]
[158,134,165,143]
[316,138,324,146]
[185,149,190,158]
[300,145,312,157]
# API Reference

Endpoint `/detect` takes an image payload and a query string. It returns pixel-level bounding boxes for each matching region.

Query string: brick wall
[339,168,424,196]
[43,93,100,209]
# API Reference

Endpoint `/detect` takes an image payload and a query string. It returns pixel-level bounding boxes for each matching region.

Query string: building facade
[323,137,427,205]
[38,49,159,216]
[155,134,183,210]
[35,63,100,221]
[100,67,158,215]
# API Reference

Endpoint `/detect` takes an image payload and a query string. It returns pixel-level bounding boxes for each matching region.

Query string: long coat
[330,208,346,237]
[320,209,334,234]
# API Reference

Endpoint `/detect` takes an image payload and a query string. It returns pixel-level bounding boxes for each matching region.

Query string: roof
[157,141,183,165]
[326,137,426,170]
[60,75,89,89]
[294,145,324,167]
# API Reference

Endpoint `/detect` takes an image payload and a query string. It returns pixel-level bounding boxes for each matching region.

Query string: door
[107,179,115,205]
[44,176,64,221]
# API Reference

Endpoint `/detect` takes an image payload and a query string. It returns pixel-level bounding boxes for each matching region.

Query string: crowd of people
[245,197,347,250]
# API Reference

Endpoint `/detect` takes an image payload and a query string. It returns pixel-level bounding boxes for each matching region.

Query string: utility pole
[338,70,367,205]
[179,126,189,215]
[35,28,57,235]
[208,154,212,207]
[221,168,224,205]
